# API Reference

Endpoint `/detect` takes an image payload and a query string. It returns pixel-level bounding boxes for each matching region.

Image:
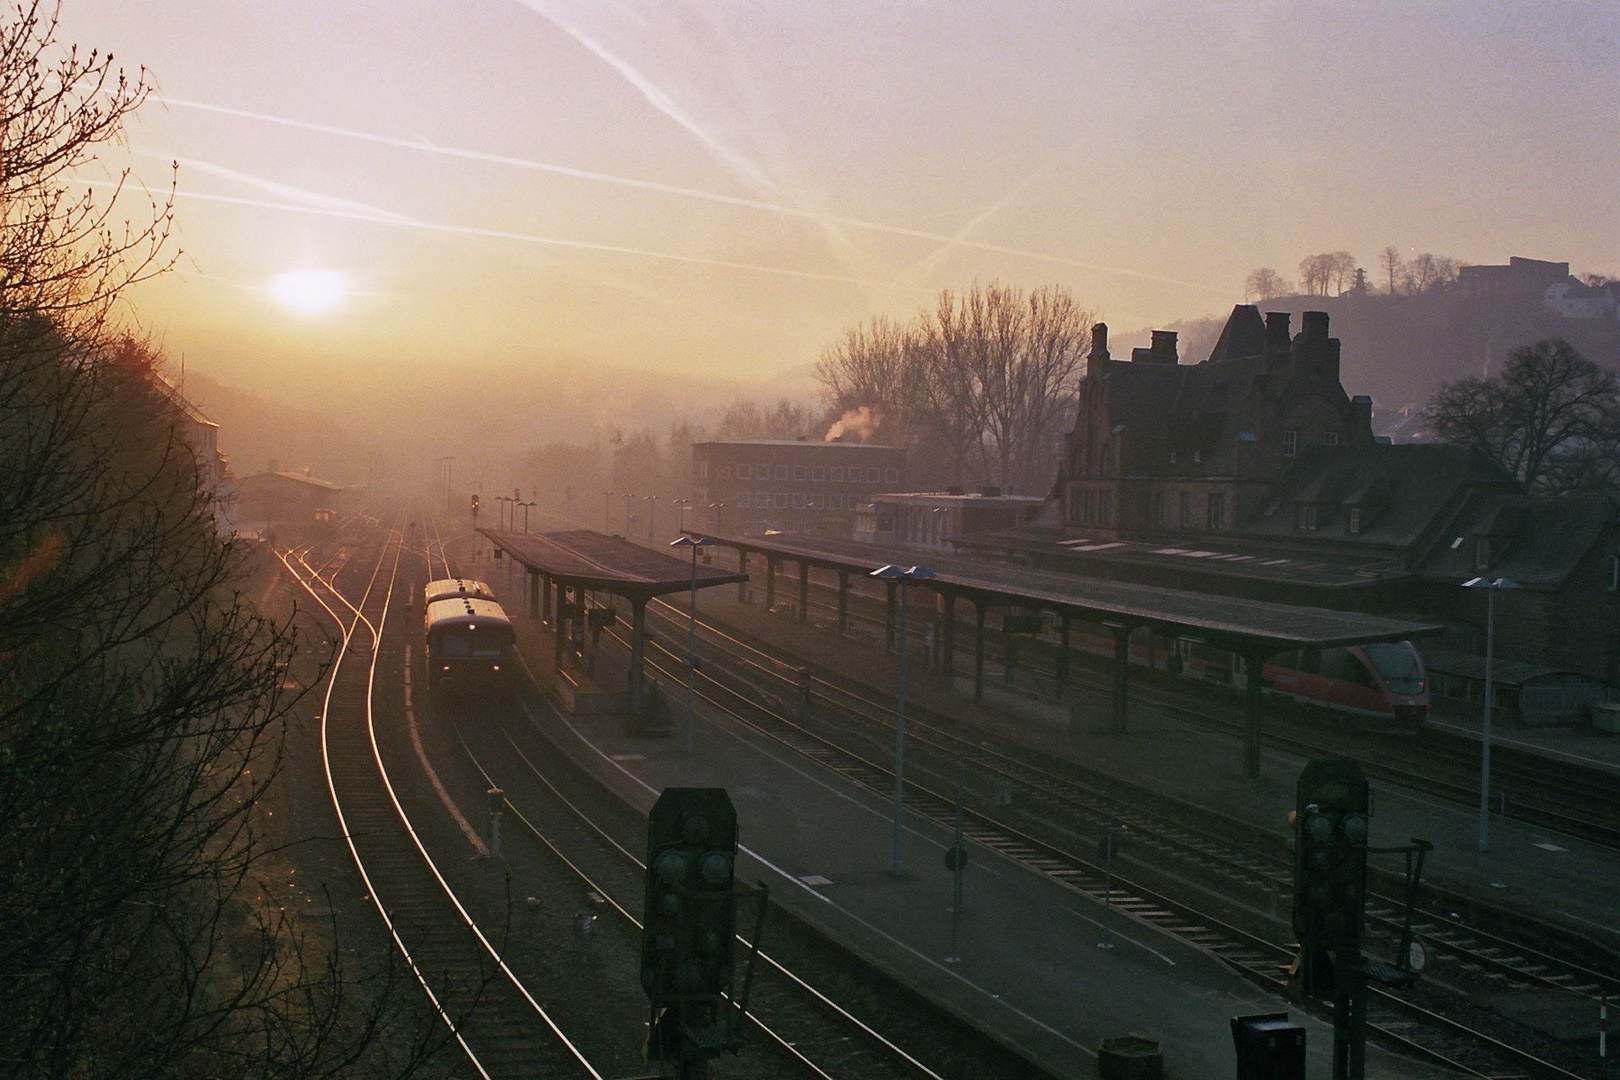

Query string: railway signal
[1291,758,1369,997]
[640,787,767,1078]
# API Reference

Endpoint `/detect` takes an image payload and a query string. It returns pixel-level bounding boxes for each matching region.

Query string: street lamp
[496,494,514,529]
[708,501,725,534]
[646,494,658,541]
[675,499,692,534]
[1463,576,1518,852]
[518,499,536,532]
[624,492,634,534]
[870,564,936,876]
[671,535,715,754]
[603,491,611,532]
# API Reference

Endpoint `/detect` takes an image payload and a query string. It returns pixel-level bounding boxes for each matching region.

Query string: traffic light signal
[641,787,738,1058]
[470,494,480,512]
[1291,759,1369,997]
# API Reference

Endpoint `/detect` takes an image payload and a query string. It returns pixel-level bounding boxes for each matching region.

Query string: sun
[269,269,348,315]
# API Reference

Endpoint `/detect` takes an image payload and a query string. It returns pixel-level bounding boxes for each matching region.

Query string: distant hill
[1119,290,1620,435]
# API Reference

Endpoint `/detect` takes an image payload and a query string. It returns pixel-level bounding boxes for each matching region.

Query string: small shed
[1422,648,1618,727]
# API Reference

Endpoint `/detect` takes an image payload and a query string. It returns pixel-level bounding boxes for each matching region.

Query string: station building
[958,304,1620,720]
[691,439,906,537]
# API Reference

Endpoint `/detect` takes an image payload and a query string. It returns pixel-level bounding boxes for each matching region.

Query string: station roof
[692,531,1442,654]
[481,529,747,600]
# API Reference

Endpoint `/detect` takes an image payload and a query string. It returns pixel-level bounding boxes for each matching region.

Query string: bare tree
[1425,339,1620,495]
[1327,251,1358,295]
[1244,267,1291,303]
[1297,254,1334,297]
[0,8,438,1077]
[713,396,813,440]
[1402,252,1460,294]
[818,282,1091,494]
[1379,246,1405,295]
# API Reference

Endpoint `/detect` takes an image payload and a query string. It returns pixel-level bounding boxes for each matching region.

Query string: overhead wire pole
[871,564,934,877]
[672,535,714,754]
[1464,576,1517,852]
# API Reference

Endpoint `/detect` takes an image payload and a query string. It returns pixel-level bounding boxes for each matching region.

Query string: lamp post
[870,564,935,876]
[708,501,725,534]
[624,492,634,535]
[646,494,658,541]
[675,499,691,534]
[435,456,455,509]
[671,536,715,754]
[496,495,513,529]
[1463,576,1518,852]
[518,500,535,532]
[603,491,611,532]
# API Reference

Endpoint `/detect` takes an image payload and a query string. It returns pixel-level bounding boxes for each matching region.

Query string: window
[737,464,752,480]
[1609,554,1619,591]
[792,493,806,509]
[1322,431,1339,446]
[1475,537,1490,571]
[811,494,825,509]
[1154,491,1167,526]
[699,462,709,479]
[1098,490,1112,525]
[773,493,788,509]
[830,494,846,510]
[885,467,899,482]
[774,465,789,480]
[1348,506,1362,534]
[757,490,770,506]
[1207,492,1225,530]
[830,466,844,482]
[757,462,769,477]
[736,492,751,508]
[1192,449,1201,465]
[811,465,825,481]
[1294,503,1317,530]
[718,465,731,480]
[793,465,807,481]
[1084,489,1097,524]
[1282,430,1298,457]
[1169,449,1177,465]
[1179,491,1192,528]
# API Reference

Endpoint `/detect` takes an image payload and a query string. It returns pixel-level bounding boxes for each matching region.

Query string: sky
[57,0,1620,414]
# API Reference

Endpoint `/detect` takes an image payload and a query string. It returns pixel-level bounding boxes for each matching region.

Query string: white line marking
[404,645,488,856]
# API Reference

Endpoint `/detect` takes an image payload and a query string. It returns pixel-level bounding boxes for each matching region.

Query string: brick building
[691,439,906,537]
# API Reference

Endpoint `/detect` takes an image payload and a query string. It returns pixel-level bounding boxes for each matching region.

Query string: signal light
[1291,760,1369,998]
[641,788,738,1027]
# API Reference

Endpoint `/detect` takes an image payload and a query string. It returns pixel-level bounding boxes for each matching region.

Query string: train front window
[1364,642,1425,695]
[436,634,472,658]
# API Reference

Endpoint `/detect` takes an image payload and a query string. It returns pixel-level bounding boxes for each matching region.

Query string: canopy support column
[1243,648,1270,779]
[941,592,956,678]
[552,581,567,671]
[628,597,647,724]
[738,547,749,603]
[541,572,552,624]
[836,570,849,635]
[527,568,540,619]
[1109,623,1136,732]
[1057,613,1071,697]
[765,557,777,611]
[974,600,987,702]
[797,561,810,624]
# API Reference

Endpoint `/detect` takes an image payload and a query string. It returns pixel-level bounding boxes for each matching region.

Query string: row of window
[732,491,854,511]
[1295,503,1365,534]
[699,462,899,483]
[1154,490,1226,530]
[1161,429,1340,465]
[1070,488,1113,527]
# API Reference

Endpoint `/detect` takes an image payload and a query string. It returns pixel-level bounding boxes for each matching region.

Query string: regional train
[1059,623,1428,731]
[423,579,514,693]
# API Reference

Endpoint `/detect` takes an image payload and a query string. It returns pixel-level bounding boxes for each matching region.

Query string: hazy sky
[60,0,1619,400]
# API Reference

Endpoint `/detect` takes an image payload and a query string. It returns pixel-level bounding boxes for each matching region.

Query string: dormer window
[1348,507,1362,534]
[1282,430,1298,457]
[1609,554,1619,592]
[1475,537,1490,571]
[1294,503,1318,531]
[1169,449,1178,465]
[1322,432,1339,447]
[1192,449,1202,465]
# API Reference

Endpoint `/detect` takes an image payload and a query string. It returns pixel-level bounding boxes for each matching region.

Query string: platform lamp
[870,564,936,876]
[675,498,692,534]
[518,499,535,533]
[1463,575,1518,852]
[645,494,658,541]
[671,535,714,754]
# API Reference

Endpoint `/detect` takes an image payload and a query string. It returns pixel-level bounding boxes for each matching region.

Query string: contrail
[513,0,779,194]
[162,154,414,224]
[155,96,1222,294]
[68,177,908,289]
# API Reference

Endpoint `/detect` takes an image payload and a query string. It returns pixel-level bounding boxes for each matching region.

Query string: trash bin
[1098,1035,1162,1080]
[1231,1013,1305,1079]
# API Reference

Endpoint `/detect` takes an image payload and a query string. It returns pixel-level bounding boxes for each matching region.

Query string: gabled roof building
[959,304,1620,697]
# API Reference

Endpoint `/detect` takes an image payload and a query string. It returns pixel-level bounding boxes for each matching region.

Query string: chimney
[1265,311,1291,349]
[1086,322,1110,381]
[1294,311,1340,381]
[1133,330,1178,364]
[1350,395,1373,441]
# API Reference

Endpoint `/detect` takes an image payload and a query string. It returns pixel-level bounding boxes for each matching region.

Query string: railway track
[282,527,605,1080]
[576,593,1614,1079]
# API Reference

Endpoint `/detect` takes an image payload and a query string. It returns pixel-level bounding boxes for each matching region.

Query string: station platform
[500,585,1618,1079]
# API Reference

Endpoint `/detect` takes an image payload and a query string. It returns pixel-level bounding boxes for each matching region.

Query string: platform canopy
[689,531,1441,653]
[481,529,746,600]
